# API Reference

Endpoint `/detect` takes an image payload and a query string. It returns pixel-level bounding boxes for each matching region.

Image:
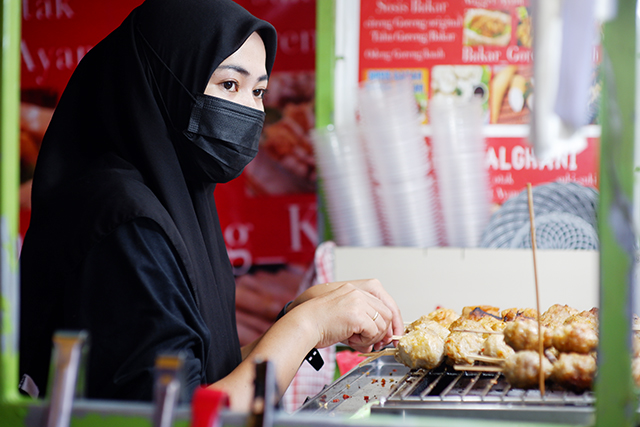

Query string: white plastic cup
[312,125,384,247]
[430,97,492,247]
[357,79,441,247]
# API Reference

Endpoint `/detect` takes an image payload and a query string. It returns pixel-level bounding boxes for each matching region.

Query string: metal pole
[0,0,22,405]
[595,0,638,425]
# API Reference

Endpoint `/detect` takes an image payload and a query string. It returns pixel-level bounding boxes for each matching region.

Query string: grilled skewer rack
[300,355,595,424]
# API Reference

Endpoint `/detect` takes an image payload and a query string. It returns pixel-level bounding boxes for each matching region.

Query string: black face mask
[182,94,265,183]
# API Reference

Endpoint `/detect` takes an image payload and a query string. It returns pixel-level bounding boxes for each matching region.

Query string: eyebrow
[216,64,268,82]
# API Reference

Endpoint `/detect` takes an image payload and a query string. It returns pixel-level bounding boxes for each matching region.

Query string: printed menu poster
[358,0,599,205]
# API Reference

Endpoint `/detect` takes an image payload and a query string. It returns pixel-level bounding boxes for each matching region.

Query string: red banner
[21,1,143,94]
[357,0,599,205]
[20,1,144,238]
[235,0,316,73]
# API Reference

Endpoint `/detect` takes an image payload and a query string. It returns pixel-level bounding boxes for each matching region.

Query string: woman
[19,0,403,410]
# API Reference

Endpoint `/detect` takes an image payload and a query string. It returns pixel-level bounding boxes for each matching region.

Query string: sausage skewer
[359,305,600,392]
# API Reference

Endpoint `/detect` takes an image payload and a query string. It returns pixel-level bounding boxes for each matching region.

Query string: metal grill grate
[385,366,594,406]
[373,364,596,424]
[299,355,596,423]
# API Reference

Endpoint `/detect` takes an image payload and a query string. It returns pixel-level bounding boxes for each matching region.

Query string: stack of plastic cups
[311,124,384,247]
[357,79,440,247]
[429,97,492,247]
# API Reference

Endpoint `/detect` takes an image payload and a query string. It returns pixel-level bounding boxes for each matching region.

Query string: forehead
[217,32,267,72]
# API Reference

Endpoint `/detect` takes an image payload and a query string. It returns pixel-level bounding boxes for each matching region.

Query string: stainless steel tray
[297,355,410,416]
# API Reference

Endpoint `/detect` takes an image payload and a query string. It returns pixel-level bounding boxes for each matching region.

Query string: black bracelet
[275,301,293,321]
[275,301,324,371]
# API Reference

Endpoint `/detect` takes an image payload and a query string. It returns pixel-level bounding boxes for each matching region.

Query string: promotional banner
[20,1,144,237]
[357,0,600,206]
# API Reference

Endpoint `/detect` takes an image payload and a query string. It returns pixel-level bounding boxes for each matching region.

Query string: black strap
[304,348,324,371]
[275,301,293,321]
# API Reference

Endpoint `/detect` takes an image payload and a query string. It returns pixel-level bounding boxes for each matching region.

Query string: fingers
[369,282,404,337]
[303,285,386,350]
[345,279,404,336]
[346,279,402,350]
[345,335,374,354]
[296,280,401,352]
[348,293,394,350]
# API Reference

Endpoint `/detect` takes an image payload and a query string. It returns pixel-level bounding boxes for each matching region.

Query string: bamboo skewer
[527,183,545,396]
[392,329,504,340]
[466,354,506,365]
[358,348,397,358]
[357,348,397,367]
[453,364,503,373]
[451,328,503,335]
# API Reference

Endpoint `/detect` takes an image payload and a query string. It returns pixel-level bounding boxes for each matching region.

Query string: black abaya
[19,0,277,401]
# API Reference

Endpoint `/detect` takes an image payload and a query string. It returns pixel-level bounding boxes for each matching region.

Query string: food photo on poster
[463,8,512,47]
[244,71,317,195]
[430,64,490,120]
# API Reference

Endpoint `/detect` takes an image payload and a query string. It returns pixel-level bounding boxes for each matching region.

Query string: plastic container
[357,79,440,247]
[429,96,492,247]
[312,124,384,247]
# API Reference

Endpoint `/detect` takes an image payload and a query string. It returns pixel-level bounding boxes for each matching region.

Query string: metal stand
[45,330,89,427]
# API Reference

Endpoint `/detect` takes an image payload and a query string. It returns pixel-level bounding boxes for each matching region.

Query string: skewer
[466,354,506,365]
[358,348,397,358]
[527,183,545,396]
[357,348,397,367]
[453,364,503,373]
[451,328,503,335]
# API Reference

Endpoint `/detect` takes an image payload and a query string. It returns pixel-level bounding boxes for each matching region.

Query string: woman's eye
[253,88,267,99]
[222,81,237,91]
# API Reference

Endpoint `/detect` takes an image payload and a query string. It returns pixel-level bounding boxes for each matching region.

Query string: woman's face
[205,31,269,111]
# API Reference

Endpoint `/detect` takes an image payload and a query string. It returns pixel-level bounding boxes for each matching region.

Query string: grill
[299,355,595,424]
[374,362,595,423]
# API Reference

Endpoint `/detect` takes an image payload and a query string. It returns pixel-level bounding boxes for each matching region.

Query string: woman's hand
[214,278,402,411]
[288,280,403,352]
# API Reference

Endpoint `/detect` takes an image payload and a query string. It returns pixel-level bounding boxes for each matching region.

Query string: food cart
[0,0,638,426]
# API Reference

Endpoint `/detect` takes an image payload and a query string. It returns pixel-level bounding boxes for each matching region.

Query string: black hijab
[21,0,277,387]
